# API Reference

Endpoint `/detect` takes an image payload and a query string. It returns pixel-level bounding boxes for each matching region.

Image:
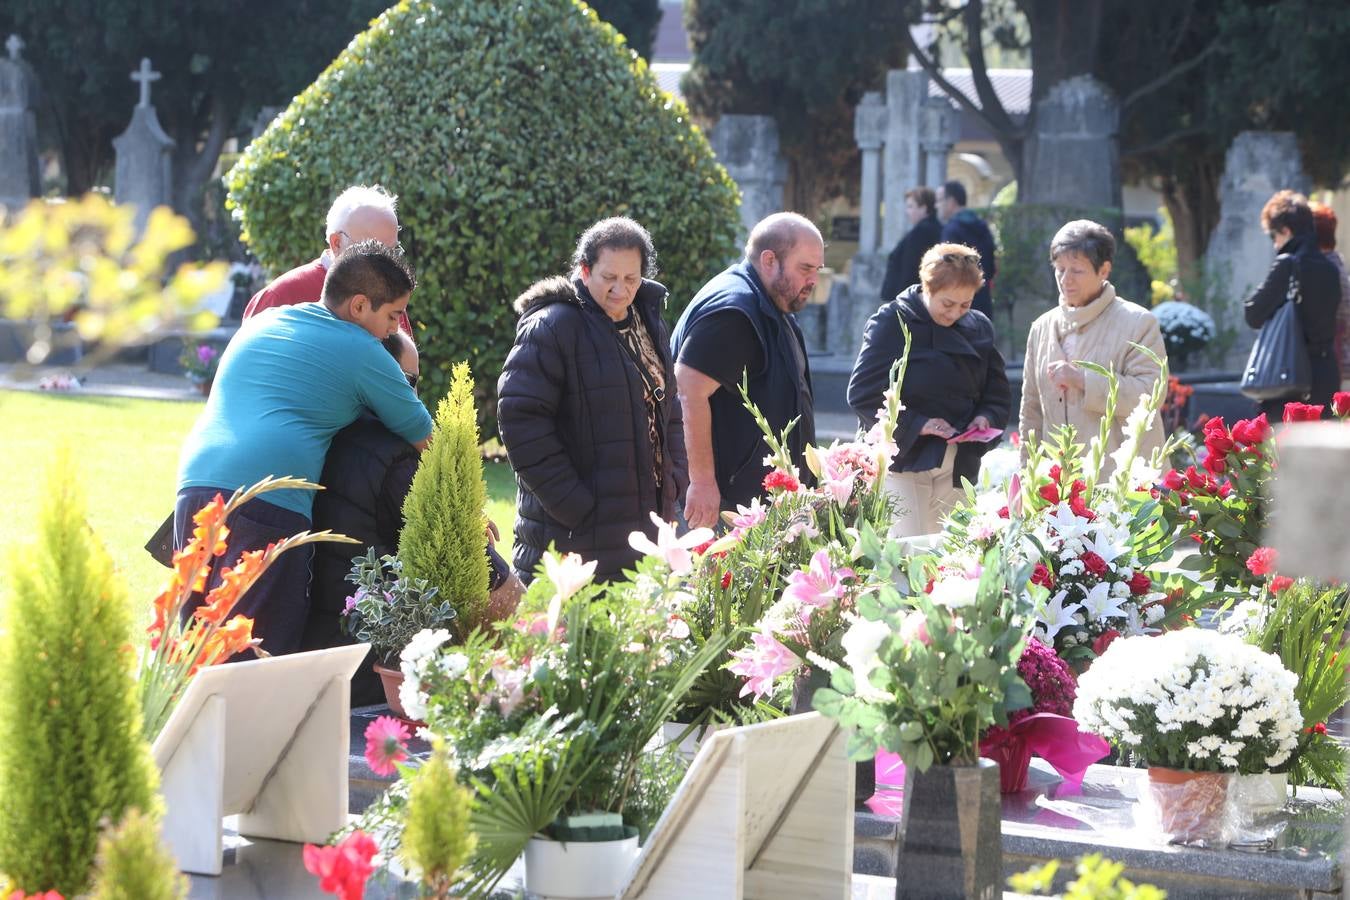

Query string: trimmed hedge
[225,0,741,427]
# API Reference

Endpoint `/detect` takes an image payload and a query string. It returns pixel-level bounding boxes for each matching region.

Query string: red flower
[1283,401,1324,423]
[1161,469,1185,491]
[1069,479,1087,496]
[1334,392,1350,418]
[762,469,800,493]
[303,831,379,900]
[1030,562,1055,589]
[720,570,733,590]
[1069,492,1096,521]
[1203,417,1235,457]
[1081,551,1109,577]
[1038,482,1060,504]
[690,538,715,556]
[1202,452,1227,475]
[1217,481,1233,498]
[1048,464,1062,482]
[1271,575,1295,593]
[997,506,1010,519]
[1128,572,1151,595]
[1246,547,1278,577]
[1231,414,1272,446]
[1185,466,1207,490]
[1306,722,1329,735]
[1092,629,1121,656]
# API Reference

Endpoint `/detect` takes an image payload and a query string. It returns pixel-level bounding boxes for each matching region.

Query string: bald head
[382,330,419,381]
[746,212,824,314]
[326,184,400,256]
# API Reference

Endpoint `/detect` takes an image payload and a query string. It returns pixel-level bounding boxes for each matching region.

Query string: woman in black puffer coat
[498,218,687,583]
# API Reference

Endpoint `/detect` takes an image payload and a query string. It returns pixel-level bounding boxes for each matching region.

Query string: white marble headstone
[152,644,370,876]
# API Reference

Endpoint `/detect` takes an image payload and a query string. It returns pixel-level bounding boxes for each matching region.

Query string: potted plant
[1151,300,1215,372]
[812,525,1035,899]
[1073,628,1302,845]
[179,338,221,394]
[340,549,458,720]
[400,546,730,897]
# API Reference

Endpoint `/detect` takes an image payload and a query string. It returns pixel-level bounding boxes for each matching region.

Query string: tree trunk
[1160,153,1222,279]
[170,93,236,256]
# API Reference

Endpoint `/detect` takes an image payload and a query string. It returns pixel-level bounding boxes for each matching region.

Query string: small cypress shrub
[399,362,490,633]
[88,808,187,900]
[0,452,161,896]
[400,742,477,898]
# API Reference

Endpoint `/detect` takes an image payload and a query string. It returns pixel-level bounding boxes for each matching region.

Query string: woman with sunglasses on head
[849,243,1012,538]
[1020,219,1167,470]
[1244,191,1342,419]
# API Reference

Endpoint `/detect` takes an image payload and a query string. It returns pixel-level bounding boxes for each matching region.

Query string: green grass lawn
[0,390,517,628]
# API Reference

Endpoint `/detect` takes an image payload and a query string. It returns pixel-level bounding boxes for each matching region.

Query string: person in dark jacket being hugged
[1245,190,1342,419]
[498,217,688,583]
[848,244,1011,537]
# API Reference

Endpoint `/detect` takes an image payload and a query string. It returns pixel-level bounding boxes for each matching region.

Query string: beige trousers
[884,445,962,538]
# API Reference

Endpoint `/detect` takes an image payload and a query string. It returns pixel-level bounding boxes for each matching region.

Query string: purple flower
[197,345,219,365]
[343,588,368,615]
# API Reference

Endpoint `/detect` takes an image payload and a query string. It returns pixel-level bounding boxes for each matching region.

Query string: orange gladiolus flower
[194,547,269,625]
[192,616,256,672]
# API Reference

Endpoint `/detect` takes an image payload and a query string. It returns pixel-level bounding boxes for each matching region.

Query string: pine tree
[400,742,476,898]
[0,453,161,895]
[399,361,490,634]
[88,808,187,900]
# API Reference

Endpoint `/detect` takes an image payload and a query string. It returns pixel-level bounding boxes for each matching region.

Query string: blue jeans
[174,488,314,660]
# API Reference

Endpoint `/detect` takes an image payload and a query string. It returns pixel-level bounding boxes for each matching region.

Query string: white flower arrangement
[1074,629,1301,773]
[1152,301,1216,356]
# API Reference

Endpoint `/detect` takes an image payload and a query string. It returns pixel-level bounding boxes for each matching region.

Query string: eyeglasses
[404,372,419,389]
[338,230,405,255]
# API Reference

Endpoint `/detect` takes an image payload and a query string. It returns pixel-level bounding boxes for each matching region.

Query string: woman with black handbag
[1244,190,1341,419]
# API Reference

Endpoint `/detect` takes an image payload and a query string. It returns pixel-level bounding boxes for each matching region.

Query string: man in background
[938,180,997,320]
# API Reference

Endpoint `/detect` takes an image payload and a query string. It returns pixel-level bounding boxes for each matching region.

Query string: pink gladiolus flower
[629,512,714,575]
[782,549,856,612]
[363,715,410,776]
[728,632,801,700]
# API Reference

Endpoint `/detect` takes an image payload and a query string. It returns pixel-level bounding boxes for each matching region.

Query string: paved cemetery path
[1,361,205,402]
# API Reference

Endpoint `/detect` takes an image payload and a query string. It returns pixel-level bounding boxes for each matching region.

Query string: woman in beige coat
[1020,220,1167,467]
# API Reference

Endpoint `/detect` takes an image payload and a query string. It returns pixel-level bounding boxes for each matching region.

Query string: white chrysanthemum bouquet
[1073,629,1301,774]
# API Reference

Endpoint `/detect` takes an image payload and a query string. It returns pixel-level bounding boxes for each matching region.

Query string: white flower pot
[1231,771,1288,820]
[524,834,640,899]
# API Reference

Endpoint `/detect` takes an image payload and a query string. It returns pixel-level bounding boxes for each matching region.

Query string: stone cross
[0,32,40,211]
[853,92,887,257]
[5,34,22,61]
[131,57,161,108]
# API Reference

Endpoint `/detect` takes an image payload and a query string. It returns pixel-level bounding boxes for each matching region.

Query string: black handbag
[1240,260,1311,401]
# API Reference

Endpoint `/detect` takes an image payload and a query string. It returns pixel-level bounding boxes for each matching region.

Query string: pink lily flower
[782,549,856,613]
[628,512,714,575]
[728,632,801,700]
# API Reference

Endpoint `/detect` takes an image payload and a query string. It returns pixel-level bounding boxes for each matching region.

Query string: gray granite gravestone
[708,114,788,251]
[1020,76,1121,210]
[1203,131,1309,363]
[113,58,175,234]
[0,34,41,213]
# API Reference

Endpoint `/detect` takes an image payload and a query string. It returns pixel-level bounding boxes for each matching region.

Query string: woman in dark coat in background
[880,186,943,304]
[497,217,687,583]
[849,243,1011,538]
[1244,190,1342,419]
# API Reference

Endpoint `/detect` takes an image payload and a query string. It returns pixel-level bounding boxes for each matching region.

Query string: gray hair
[326,184,399,238]
[571,216,657,277]
[1050,219,1115,271]
[744,212,822,264]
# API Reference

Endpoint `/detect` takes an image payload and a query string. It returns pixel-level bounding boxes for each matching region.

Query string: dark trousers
[173,488,314,660]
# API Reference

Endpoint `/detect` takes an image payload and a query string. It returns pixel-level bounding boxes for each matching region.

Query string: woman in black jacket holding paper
[848,244,1011,538]
[1245,190,1342,419]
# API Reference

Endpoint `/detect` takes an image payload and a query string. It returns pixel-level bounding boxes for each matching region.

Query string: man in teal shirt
[174,241,433,658]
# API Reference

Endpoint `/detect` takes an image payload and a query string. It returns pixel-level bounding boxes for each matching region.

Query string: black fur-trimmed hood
[512,275,669,318]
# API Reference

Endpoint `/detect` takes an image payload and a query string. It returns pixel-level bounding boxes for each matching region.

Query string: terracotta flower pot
[1146,767,1230,844]
[372,663,425,729]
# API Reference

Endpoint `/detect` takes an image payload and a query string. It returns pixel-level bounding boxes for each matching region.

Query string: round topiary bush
[225,0,741,427]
